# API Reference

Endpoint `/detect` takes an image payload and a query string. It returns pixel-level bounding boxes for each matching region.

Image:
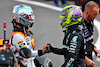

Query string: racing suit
[11,26,44,66]
[50,26,86,67]
[82,20,94,66]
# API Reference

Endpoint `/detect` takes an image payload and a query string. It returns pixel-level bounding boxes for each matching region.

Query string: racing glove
[38,43,52,56]
[46,43,54,52]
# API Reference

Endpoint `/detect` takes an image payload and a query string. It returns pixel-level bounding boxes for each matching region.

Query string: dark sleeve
[38,50,44,56]
[38,48,66,56]
[51,47,67,55]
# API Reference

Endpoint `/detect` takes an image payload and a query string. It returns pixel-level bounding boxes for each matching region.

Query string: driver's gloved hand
[38,43,53,56]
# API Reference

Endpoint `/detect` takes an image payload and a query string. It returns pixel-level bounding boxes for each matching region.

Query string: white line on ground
[14,0,62,11]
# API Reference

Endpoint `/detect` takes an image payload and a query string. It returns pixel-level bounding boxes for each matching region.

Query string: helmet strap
[23,26,27,36]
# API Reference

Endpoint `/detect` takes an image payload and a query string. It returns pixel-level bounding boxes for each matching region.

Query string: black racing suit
[50,26,86,67]
[82,20,94,67]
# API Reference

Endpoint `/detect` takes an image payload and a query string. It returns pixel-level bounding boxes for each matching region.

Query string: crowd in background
[74,0,100,11]
[45,0,100,12]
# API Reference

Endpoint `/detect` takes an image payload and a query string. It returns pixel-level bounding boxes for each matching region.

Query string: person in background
[53,0,69,7]
[74,0,83,6]
[43,5,86,67]
[82,1,100,67]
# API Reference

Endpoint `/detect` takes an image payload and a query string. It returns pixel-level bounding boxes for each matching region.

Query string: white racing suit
[11,30,44,67]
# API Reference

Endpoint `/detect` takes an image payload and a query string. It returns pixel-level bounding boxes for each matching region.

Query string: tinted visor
[21,14,35,27]
[23,14,35,20]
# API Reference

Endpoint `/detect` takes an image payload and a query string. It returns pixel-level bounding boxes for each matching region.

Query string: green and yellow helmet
[60,5,83,28]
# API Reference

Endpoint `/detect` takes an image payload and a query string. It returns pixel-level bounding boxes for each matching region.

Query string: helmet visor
[20,14,35,27]
[23,14,35,21]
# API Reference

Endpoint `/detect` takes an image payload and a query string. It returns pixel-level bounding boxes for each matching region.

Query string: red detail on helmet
[20,5,24,7]
[4,22,6,28]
